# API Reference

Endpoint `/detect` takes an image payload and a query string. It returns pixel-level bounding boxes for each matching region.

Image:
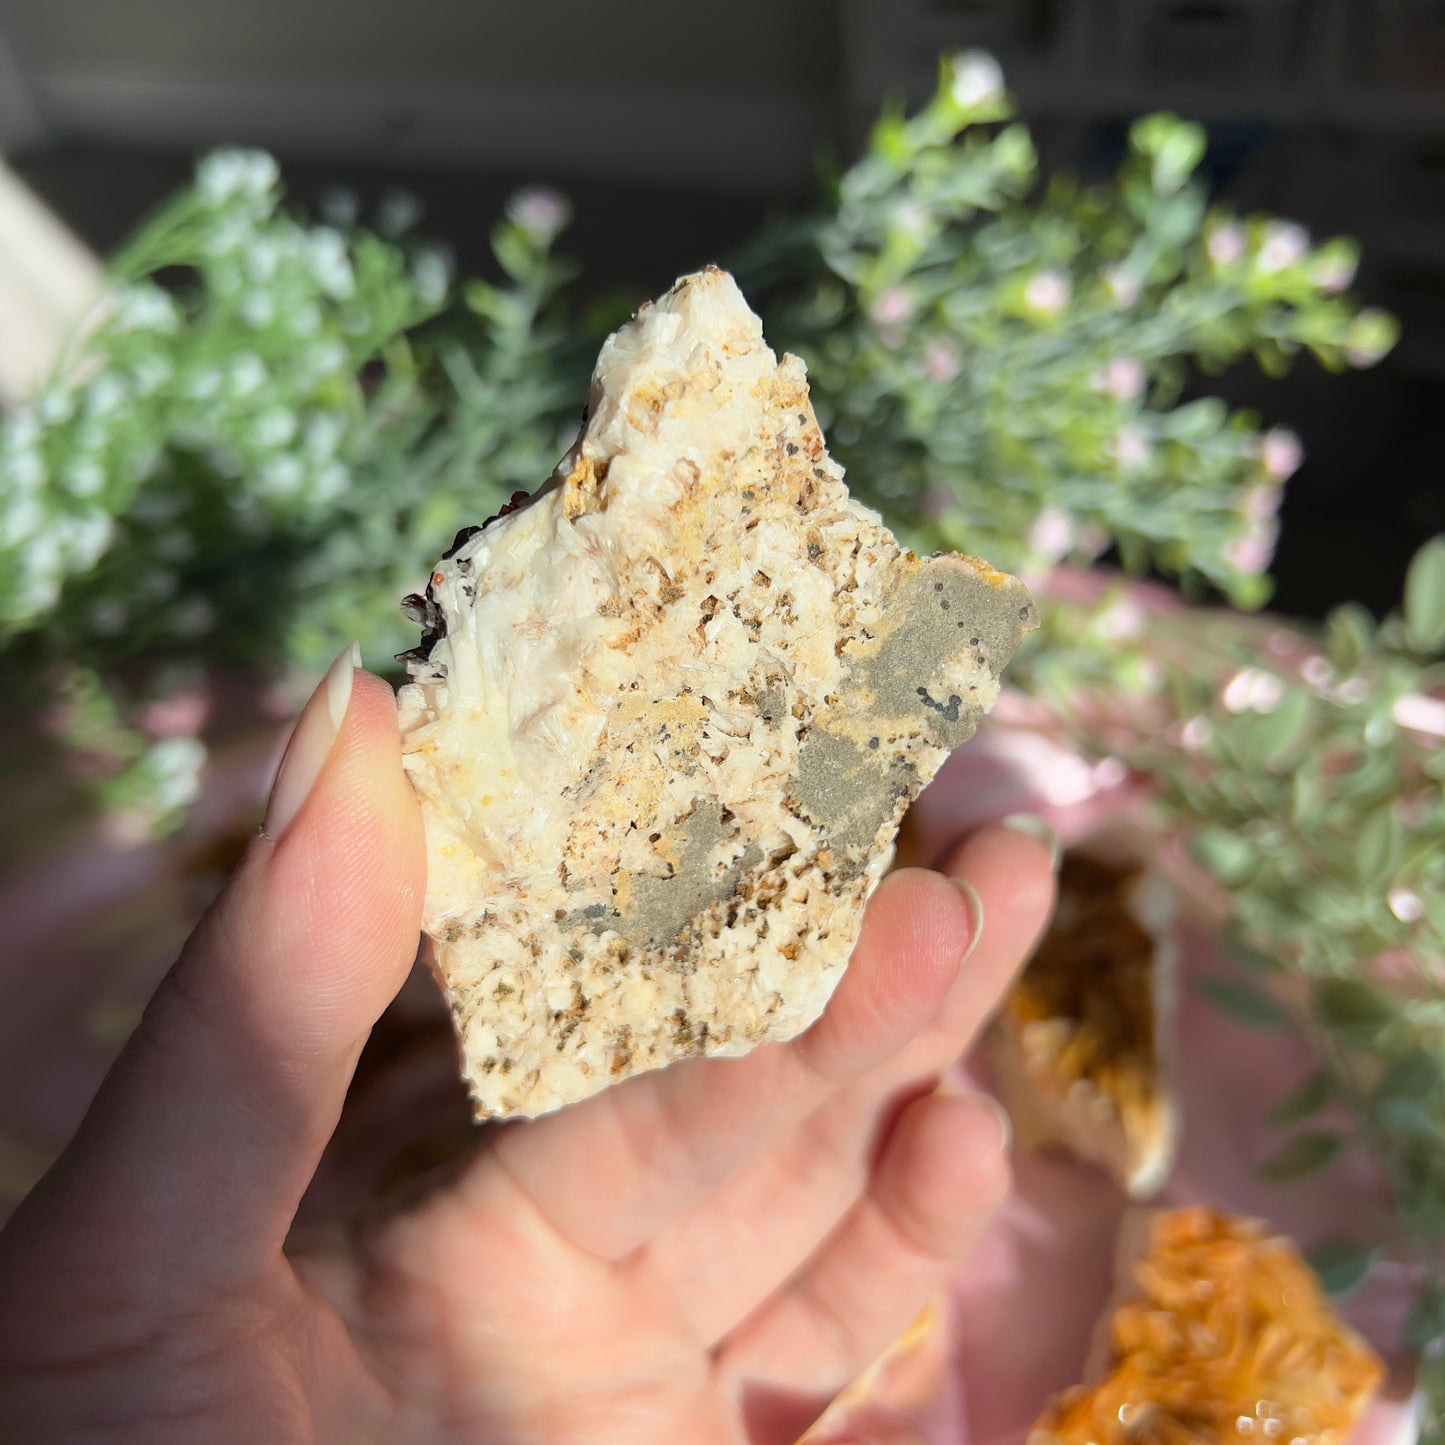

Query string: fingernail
[261,642,360,841]
[1000,812,1061,872]
[974,1090,1014,1152]
[950,876,984,968]
[936,1081,1013,1153]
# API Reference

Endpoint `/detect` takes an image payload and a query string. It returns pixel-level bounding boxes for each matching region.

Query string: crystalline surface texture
[398,267,1036,1118]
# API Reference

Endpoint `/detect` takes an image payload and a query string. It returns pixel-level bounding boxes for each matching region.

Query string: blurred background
[3,0,1442,619]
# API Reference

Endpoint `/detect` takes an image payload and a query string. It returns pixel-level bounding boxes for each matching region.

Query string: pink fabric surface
[844,727,1423,1444]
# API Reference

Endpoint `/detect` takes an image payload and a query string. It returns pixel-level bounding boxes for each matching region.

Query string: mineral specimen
[1029,1207,1383,1445]
[988,849,1180,1197]
[397,267,1036,1118]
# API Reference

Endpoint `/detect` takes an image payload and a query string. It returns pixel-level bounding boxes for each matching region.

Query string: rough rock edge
[398,267,1036,1118]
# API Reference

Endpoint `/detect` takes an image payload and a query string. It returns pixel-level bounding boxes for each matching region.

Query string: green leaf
[1315,978,1396,1034]
[1404,535,1445,654]
[1306,1239,1377,1297]
[1324,603,1374,675]
[1379,1096,1440,1140]
[1250,689,1315,769]
[1405,1284,1445,1351]
[1355,806,1403,884]
[1268,1068,1334,1125]
[1373,1047,1441,1105]
[1258,1130,1346,1182]
[1222,932,1286,974]
[1196,976,1289,1029]
[1189,827,1255,886]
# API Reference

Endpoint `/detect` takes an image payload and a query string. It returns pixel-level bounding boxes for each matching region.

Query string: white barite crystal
[398,267,1036,1118]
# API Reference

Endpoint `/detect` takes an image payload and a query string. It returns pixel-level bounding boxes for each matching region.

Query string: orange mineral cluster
[992,850,1178,1196]
[1029,1208,1384,1445]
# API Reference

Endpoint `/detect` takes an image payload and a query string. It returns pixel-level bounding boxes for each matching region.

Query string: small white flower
[308,340,348,378]
[1097,356,1144,401]
[378,189,423,237]
[308,228,355,300]
[1095,596,1146,641]
[1110,425,1151,471]
[85,374,128,418]
[1206,222,1246,267]
[1092,757,1128,789]
[1024,270,1070,315]
[321,187,359,228]
[202,217,249,261]
[1392,693,1445,737]
[1257,221,1309,274]
[1224,518,1279,576]
[1301,655,1333,689]
[505,186,570,244]
[186,367,224,401]
[1364,715,1394,746]
[3,448,45,494]
[241,291,277,329]
[258,454,304,498]
[1345,309,1397,367]
[949,51,1004,110]
[1222,667,1284,714]
[147,737,207,811]
[64,510,114,570]
[1103,265,1141,309]
[1260,427,1303,480]
[9,554,61,616]
[1243,484,1283,521]
[253,407,298,449]
[870,287,914,327]
[196,151,246,206]
[412,246,453,307]
[1388,887,1424,924]
[228,354,268,397]
[921,339,961,384]
[129,356,174,396]
[117,285,179,334]
[893,199,932,237]
[1180,715,1214,751]
[289,302,323,338]
[0,492,43,546]
[66,460,106,497]
[6,411,39,451]
[310,461,351,503]
[1315,252,1357,294]
[197,149,278,207]
[1028,506,1076,564]
[36,390,75,427]
[1335,675,1371,706]
[304,413,345,461]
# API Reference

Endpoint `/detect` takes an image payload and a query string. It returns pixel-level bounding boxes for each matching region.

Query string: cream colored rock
[397,267,1036,1118]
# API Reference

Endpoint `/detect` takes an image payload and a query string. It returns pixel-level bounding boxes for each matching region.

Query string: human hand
[0,647,1057,1445]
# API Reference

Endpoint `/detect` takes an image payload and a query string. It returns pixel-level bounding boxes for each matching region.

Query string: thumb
[16,647,426,1281]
